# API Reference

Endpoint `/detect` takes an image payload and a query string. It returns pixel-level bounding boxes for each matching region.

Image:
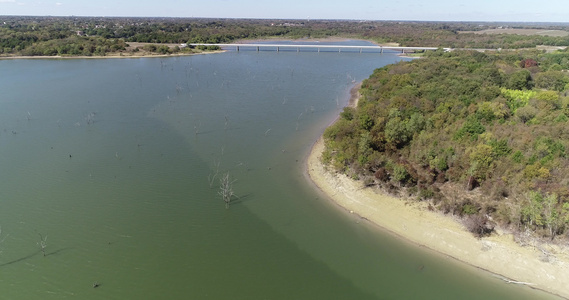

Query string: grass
[459,29,569,37]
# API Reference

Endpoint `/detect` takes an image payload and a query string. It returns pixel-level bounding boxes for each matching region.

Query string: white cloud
[56,2,62,5]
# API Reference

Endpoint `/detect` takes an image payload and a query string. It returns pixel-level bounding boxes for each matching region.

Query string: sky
[1,0,568,23]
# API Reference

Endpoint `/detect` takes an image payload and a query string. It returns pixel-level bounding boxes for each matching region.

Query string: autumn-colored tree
[520,58,538,68]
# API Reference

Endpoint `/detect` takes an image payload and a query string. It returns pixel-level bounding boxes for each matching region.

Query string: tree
[392,164,409,185]
[534,71,569,91]
[520,191,560,238]
[515,105,538,123]
[520,58,538,68]
[542,193,560,238]
[384,115,407,146]
[469,144,494,180]
[506,69,533,90]
[218,172,237,208]
[521,192,542,228]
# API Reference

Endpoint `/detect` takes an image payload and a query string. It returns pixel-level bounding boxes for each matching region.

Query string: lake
[0,41,559,299]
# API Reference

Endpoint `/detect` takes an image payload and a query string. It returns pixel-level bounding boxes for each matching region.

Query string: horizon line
[1,15,569,25]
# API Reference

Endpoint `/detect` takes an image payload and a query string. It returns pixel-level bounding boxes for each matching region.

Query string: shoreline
[0,50,224,60]
[1,37,404,60]
[306,85,569,299]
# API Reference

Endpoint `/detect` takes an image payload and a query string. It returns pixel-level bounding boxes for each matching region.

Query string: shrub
[340,107,355,120]
[374,168,389,181]
[462,203,479,215]
[511,150,524,163]
[464,214,495,237]
[419,188,434,199]
[555,113,568,123]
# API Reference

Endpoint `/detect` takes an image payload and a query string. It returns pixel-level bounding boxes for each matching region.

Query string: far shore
[235,36,356,44]
[0,37,406,60]
[306,84,569,299]
[0,50,223,60]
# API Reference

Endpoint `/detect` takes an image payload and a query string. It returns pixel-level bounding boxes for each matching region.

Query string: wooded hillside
[322,49,569,240]
[2,16,569,57]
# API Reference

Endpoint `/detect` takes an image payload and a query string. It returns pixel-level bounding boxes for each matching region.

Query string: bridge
[188,43,448,54]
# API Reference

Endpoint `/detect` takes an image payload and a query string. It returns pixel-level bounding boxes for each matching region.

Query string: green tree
[392,164,409,185]
[535,71,569,91]
[506,69,533,90]
[543,193,560,238]
[469,144,494,180]
[454,116,485,140]
[522,191,545,227]
[515,105,538,123]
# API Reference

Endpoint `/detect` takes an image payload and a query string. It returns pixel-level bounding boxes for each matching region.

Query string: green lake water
[0,42,561,299]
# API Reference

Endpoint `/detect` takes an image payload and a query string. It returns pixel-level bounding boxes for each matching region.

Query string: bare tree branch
[218,172,237,208]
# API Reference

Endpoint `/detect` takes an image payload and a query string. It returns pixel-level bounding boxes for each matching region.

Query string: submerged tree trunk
[38,233,48,257]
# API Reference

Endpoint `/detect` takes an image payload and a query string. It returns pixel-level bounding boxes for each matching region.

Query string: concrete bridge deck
[188,43,448,53]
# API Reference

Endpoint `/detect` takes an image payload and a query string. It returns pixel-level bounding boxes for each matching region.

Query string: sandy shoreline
[306,86,569,299]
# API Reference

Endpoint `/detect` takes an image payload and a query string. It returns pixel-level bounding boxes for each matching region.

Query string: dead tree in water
[218,172,237,208]
[0,226,7,255]
[37,233,48,257]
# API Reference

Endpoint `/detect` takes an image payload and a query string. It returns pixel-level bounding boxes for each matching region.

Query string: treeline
[322,48,569,240]
[0,16,226,56]
[357,22,569,49]
[11,36,127,56]
[0,16,334,56]
[2,16,569,57]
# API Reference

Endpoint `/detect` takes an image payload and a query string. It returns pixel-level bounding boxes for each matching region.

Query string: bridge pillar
[318,48,320,53]
[402,49,404,53]
[236,46,239,52]
[380,48,383,54]
[360,48,362,54]
[277,47,279,52]
[257,46,259,52]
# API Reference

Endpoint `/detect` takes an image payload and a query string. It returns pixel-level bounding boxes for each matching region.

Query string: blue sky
[1,0,568,22]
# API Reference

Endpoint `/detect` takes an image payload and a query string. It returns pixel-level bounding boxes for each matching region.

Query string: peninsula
[309,48,569,298]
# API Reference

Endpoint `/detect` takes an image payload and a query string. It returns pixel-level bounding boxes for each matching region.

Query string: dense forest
[1,16,569,57]
[322,48,569,241]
